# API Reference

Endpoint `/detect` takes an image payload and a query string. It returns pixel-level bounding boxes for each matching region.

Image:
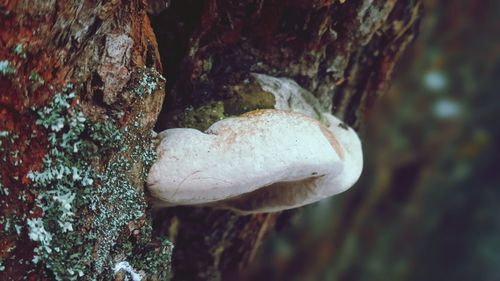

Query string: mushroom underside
[210,176,328,215]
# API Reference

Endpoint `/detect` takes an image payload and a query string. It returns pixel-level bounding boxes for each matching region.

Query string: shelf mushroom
[147,108,363,215]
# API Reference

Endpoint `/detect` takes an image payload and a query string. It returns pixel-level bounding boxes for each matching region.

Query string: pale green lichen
[0,132,8,158]
[29,71,45,91]
[27,88,95,280]
[123,229,174,280]
[89,119,124,151]
[13,43,26,58]
[27,218,54,263]
[0,171,27,255]
[24,86,171,280]
[0,131,11,160]
[0,60,16,76]
[133,67,165,97]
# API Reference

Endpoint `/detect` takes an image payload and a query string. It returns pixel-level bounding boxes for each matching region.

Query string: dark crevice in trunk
[150,0,205,132]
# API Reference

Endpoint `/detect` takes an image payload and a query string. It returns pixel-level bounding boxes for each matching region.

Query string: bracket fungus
[147,75,363,215]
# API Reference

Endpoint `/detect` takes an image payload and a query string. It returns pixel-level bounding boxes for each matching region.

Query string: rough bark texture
[0,0,170,280]
[0,0,421,280]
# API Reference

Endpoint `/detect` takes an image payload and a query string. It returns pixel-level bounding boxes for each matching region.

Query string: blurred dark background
[244,1,500,280]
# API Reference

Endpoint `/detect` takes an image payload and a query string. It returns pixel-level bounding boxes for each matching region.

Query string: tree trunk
[0,0,422,280]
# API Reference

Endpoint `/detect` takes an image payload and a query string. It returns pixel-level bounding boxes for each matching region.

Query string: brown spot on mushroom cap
[319,125,345,160]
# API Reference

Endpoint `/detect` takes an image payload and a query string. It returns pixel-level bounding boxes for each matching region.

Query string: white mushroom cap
[215,111,363,214]
[147,109,363,214]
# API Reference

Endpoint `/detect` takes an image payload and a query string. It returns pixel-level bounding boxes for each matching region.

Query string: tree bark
[0,1,170,280]
[0,0,422,280]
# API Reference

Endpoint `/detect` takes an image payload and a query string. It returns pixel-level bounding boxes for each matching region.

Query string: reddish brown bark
[1,0,166,280]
